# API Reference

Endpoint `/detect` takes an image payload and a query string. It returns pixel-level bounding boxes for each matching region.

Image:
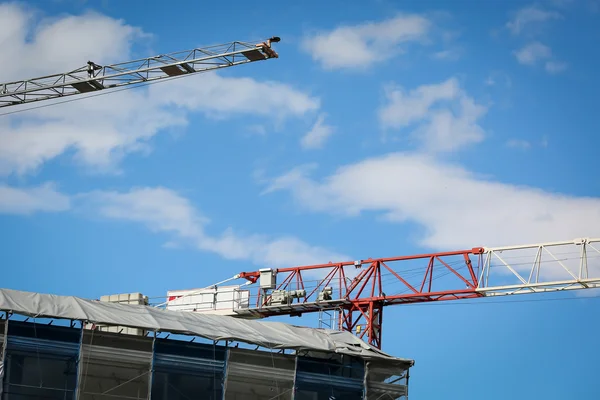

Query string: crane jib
[0,37,281,108]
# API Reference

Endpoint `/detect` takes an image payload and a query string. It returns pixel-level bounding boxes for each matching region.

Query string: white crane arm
[0,37,280,108]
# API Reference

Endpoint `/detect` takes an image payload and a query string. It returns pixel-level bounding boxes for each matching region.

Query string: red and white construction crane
[164,237,600,349]
[3,38,597,352]
[0,37,280,108]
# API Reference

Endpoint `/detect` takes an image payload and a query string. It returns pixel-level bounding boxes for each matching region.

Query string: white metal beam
[477,237,600,296]
[0,38,279,108]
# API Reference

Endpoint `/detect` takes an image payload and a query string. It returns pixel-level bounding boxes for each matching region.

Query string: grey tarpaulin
[0,288,413,367]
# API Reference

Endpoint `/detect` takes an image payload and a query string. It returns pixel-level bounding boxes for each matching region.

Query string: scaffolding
[0,291,412,400]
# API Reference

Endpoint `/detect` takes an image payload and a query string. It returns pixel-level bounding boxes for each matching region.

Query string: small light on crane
[257,36,281,58]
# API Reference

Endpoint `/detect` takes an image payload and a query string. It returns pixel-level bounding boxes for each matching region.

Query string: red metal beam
[238,247,485,349]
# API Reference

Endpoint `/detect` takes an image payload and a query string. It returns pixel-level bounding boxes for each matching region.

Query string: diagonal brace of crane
[205,237,600,349]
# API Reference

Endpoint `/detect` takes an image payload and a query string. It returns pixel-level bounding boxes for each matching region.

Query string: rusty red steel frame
[238,247,485,349]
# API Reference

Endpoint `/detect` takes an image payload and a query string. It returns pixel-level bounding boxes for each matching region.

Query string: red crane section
[238,247,485,349]
[165,238,599,349]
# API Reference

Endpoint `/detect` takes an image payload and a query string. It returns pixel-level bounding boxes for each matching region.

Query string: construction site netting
[1,320,79,399]
[78,330,153,399]
[0,289,413,399]
[151,338,227,400]
[224,347,296,399]
[0,288,411,364]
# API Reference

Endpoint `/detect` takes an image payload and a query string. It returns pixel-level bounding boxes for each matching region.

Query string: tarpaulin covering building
[0,288,413,399]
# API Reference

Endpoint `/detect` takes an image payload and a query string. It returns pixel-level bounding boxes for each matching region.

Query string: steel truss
[0,37,280,108]
[233,237,600,349]
[477,237,600,295]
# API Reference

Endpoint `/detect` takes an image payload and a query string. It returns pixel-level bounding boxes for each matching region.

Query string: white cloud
[513,42,567,73]
[0,183,70,215]
[484,71,512,88]
[549,0,574,6]
[379,79,459,128]
[0,182,345,268]
[0,4,319,177]
[264,153,600,251]
[506,5,561,35]
[79,187,347,268]
[506,6,567,74]
[154,73,320,121]
[0,94,186,176]
[431,49,461,61]
[301,14,431,70]
[506,139,531,149]
[247,124,267,136]
[378,78,487,152]
[301,114,335,150]
[0,4,148,83]
[514,41,552,65]
[81,187,206,237]
[545,60,568,73]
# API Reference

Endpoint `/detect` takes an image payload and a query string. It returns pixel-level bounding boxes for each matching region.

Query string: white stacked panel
[165,285,250,315]
[94,292,149,336]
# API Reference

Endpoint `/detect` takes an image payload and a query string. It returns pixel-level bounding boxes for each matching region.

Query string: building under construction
[1,29,599,399]
[0,288,412,399]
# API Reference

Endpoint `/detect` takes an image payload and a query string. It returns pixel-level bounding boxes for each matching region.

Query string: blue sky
[1,0,599,398]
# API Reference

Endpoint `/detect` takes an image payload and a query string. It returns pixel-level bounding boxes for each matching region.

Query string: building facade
[0,288,412,400]
[0,318,410,399]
